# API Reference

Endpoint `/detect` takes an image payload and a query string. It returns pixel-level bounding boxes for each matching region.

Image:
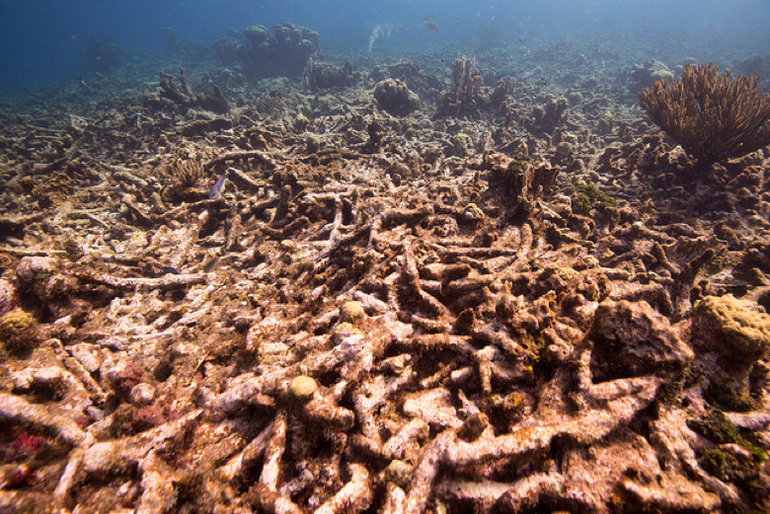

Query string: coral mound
[213,22,320,79]
[589,299,694,382]
[374,78,420,116]
[0,309,38,354]
[694,294,770,361]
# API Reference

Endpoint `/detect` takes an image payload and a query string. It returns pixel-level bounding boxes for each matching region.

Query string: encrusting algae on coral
[691,294,770,409]
[694,294,770,361]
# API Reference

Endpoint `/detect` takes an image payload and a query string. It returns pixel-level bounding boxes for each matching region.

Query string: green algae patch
[569,182,617,216]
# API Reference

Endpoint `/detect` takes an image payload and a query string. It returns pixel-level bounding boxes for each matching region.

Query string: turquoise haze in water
[0,0,767,92]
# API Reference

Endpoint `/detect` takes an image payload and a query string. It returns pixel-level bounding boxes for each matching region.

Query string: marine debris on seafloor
[0,24,769,514]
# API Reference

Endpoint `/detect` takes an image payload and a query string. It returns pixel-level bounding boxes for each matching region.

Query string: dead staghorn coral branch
[260,412,287,491]
[0,392,90,447]
[204,149,275,172]
[75,270,209,291]
[638,62,770,164]
[246,483,305,514]
[218,420,277,481]
[398,374,661,514]
[314,463,373,514]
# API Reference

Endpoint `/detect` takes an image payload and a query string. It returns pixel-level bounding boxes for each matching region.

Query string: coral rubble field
[0,27,769,514]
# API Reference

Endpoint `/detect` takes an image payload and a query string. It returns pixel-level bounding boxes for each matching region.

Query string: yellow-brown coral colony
[0,309,39,354]
[694,294,770,361]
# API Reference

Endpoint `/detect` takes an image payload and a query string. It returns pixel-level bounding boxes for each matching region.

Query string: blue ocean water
[0,0,768,93]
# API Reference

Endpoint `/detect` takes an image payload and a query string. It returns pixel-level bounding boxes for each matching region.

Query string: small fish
[208,173,226,199]
[423,20,440,31]
[159,266,181,275]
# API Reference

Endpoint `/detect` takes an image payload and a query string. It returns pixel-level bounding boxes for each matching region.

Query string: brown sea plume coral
[638,62,770,165]
[173,159,203,188]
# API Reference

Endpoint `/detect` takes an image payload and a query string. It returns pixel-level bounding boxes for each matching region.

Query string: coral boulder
[588,300,694,382]
[213,22,320,79]
[373,79,420,116]
[692,294,770,398]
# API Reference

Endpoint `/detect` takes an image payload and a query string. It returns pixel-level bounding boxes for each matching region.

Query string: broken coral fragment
[588,299,694,382]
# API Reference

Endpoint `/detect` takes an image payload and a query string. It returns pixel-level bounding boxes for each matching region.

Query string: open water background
[0,0,768,92]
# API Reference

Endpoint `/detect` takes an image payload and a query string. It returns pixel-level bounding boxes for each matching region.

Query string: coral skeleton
[0,34,768,514]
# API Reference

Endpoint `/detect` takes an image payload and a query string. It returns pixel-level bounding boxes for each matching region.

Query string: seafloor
[0,27,769,514]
